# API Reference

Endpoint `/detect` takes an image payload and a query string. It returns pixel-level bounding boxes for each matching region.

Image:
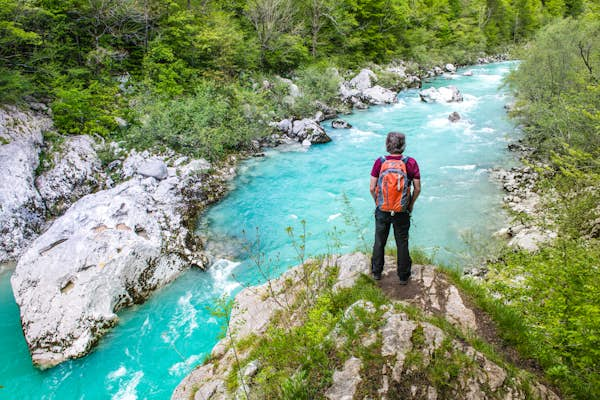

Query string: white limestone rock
[11,159,210,368]
[445,63,456,73]
[0,106,52,263]
[325,357,363,400]
[35,135,105,216]
[173,255,561,400]
[290,118,331,144]
[348,68,377,90]
[278,77,301,98]
[361,85,398,105]
[137,159,168,180]
[419,86,464,103]
[277,118,293,135]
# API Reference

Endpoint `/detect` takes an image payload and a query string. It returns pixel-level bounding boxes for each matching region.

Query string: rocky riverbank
[462,140,556,278]
[173,254,559,400]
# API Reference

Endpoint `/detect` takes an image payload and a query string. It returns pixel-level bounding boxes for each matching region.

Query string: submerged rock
[419,86,463,103]
[0,106,52,263]
[331,119,352,129]
[449,111,461,122]
[11,159,216,368]
[35,135,105,216]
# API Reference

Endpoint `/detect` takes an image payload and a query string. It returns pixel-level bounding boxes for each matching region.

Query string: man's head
[386,132,406,154]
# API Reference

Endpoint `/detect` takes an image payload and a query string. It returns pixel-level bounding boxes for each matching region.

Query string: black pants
[372,208,412,281]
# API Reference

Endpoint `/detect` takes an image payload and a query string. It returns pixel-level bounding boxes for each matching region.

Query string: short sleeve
[407,158,420,180]
[370,158,383,177]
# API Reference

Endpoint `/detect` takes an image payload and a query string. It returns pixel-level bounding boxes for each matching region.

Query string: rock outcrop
[339,68,398,108]
[361,85,398,105]
[419,86,464,103]
[173,255,559,400]
[11,157,220,368]
[35,135,105,216]
[272,118,332,145]
[0,106,52,263]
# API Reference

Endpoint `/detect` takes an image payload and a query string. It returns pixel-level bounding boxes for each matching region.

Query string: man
[370,132,421,284]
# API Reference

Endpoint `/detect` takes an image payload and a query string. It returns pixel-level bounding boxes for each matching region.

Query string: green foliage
[268,62,343,118]
[240,275,387,398]
[480,22,600,396]
[127,80,269,160]
[508,17,600,155]
[485,240,600,398]
[1,0,594,161]
[51,78,121,137]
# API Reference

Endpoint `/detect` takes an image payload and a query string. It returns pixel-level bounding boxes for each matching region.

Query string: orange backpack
[376,156,411,213]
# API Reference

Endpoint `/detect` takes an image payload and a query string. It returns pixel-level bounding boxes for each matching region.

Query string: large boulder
[419,86,464,103]
[348,68,377,90]
[361,85,398,105]
[137,159,168,180]
[445,63,456,73]
[292,119,331,144]
[0,106,52,263]
[10,158,216,368]
[35,135,105,216]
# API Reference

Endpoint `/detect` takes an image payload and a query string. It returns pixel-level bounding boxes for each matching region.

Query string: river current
[0,61,518,399]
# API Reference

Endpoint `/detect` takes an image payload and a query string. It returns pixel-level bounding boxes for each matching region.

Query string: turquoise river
[0,61,519,399]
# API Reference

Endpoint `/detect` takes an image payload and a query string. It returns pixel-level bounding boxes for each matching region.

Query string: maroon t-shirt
[371,155,420,180]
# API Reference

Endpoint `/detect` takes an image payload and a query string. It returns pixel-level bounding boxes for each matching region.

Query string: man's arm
[370,176,378,203]
[408,179,421,212]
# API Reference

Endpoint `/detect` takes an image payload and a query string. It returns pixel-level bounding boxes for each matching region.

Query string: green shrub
[486,239,600,398]
[126,80,269,160]
[51,78,120,137]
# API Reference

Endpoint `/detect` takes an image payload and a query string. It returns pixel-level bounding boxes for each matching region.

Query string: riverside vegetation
[484,15,600,399]
[1,0,595,162]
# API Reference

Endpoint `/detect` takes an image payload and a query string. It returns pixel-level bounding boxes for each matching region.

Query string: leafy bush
[51,78,121,137]
[485,239,600,398]
[126,80,269,160]
[507,16,600,155]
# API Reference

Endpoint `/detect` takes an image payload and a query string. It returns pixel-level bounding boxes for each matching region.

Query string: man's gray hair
[386,132,406,154]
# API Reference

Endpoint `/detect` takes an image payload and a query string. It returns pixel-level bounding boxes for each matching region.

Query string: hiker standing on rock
[370,132,421,284]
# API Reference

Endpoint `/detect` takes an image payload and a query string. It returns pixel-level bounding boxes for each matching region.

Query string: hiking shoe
[373,273,382,281]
